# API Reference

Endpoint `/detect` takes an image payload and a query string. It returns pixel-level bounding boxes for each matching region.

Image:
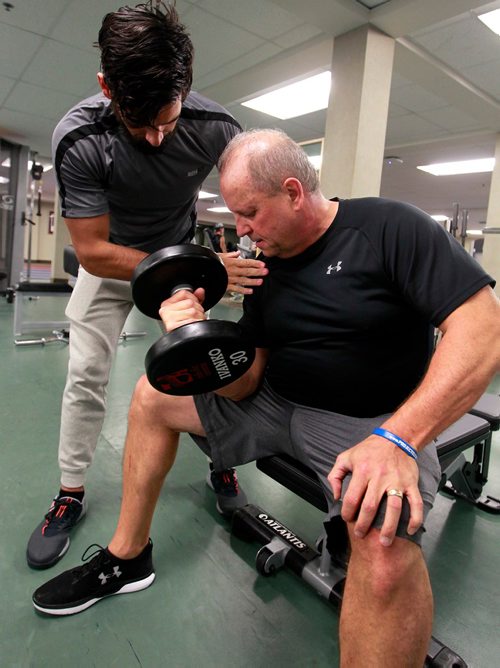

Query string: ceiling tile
[0,107,55,151]
[0,0,68,33]
[273,23,325,49]
[385,113,448,144]
[390,83,449,113]
[418,105,484,133]
[388,102,409,117]
[3,82,83,121]
[0,23,43,78]
[225,103,270,130]
[390,71,414,88]
[198,0,304,40]
[184,7,266,77]
[411,14,500,71]
[282,110,328,141]
[460,59,500,100]
[47,0,119,51]
[21,41,99,96]
[0,76,15,105]
[195,43,282,91]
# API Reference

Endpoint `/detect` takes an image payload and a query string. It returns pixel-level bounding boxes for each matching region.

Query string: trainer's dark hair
[97,1,193,127]
[219,129,320,195]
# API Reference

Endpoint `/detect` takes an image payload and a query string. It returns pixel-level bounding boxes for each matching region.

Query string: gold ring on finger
[386,488,404,499]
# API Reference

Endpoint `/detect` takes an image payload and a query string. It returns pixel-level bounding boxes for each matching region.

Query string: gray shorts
[192,382,441,546]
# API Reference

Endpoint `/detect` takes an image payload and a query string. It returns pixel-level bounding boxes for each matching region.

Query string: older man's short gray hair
[219,129,319,195]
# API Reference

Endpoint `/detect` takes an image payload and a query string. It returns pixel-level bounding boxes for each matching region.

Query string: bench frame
[231,404,500,668]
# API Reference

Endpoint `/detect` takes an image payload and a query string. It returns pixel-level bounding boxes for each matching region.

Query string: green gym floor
[0,292,499,668]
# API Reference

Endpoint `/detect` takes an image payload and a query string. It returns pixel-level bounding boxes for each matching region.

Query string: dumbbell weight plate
[132,244,228,320]
[146,320,255,395]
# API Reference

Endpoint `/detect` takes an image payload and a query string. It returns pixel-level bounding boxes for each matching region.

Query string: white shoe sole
[33,572,156,616]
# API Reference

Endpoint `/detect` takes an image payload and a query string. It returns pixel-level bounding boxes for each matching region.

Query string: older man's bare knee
[130,374,205,436]
[349,529,426,603]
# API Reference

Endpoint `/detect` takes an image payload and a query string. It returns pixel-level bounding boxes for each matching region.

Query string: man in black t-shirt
[33,130,500,667]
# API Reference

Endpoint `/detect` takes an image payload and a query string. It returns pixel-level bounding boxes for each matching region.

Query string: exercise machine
[14,245,146,345]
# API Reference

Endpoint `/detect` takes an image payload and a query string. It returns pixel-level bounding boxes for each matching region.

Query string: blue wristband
[372,428,418,460]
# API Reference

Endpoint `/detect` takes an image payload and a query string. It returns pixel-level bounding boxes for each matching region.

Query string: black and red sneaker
[26,495,87,569]
[206,465,248,516]
[32,541,155,616]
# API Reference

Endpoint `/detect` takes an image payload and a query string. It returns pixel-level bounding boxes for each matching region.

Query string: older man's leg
[108,375,205,559]
[339,527,433,668]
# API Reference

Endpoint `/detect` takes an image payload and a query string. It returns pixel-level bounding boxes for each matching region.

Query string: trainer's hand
[158,287,206,332]
[328,435,423,547]
[219,251,268,295]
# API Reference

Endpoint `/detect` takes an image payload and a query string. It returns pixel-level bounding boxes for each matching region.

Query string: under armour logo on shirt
[98,566,122,585]
[326,261,342,274]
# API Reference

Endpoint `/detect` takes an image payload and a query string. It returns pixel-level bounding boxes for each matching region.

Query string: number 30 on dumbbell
[131,244,255,395]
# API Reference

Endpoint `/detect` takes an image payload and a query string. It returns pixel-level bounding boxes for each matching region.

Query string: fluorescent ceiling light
[0,176,9,184]
[198,190,216,199]
[417,158,495,176]
[307,155,322,170]
[241,71,331,120]
[207,206,230,213]
[478,8,500,36]
[430,215,448,222]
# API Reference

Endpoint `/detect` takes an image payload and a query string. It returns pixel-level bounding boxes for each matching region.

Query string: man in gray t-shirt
[26,2,267,571]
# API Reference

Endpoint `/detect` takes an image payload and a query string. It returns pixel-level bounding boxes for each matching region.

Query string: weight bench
[12,245,79,338]
[439,393,500,513]
[231,397,500,667]
[13,280,73,337]
[14,246,146,345]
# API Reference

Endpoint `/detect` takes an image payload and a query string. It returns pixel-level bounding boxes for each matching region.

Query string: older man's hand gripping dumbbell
[131,244,256,395]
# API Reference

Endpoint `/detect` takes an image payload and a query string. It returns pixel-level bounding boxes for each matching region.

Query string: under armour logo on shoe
[326,261,342,274]
[98,566,122,585]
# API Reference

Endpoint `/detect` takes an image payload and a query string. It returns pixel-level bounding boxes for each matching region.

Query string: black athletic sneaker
[206,465,248,516]
[26,496,87,569]
[32,541,155,616]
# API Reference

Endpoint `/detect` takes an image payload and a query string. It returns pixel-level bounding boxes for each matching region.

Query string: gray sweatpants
[58,268,135,488]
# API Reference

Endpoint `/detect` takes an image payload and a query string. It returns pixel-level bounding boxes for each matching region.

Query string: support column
[10,144,29,285]
[482,134,500,297]
[320,25,395,198]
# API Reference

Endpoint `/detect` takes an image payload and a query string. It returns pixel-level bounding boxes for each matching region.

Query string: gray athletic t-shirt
[52,91,241,252]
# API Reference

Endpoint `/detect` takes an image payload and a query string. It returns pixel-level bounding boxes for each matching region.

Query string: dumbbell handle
[170,283,194,296]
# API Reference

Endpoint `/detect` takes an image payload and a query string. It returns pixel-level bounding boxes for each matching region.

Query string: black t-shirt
[239,197,494,417]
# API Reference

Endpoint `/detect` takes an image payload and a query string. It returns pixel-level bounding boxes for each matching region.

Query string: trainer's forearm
[76,239,147,281]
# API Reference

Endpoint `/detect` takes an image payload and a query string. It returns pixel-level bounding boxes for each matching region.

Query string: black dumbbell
[131,244,255,395]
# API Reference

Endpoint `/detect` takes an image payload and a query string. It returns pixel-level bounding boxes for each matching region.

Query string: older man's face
[221,165,302,259]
